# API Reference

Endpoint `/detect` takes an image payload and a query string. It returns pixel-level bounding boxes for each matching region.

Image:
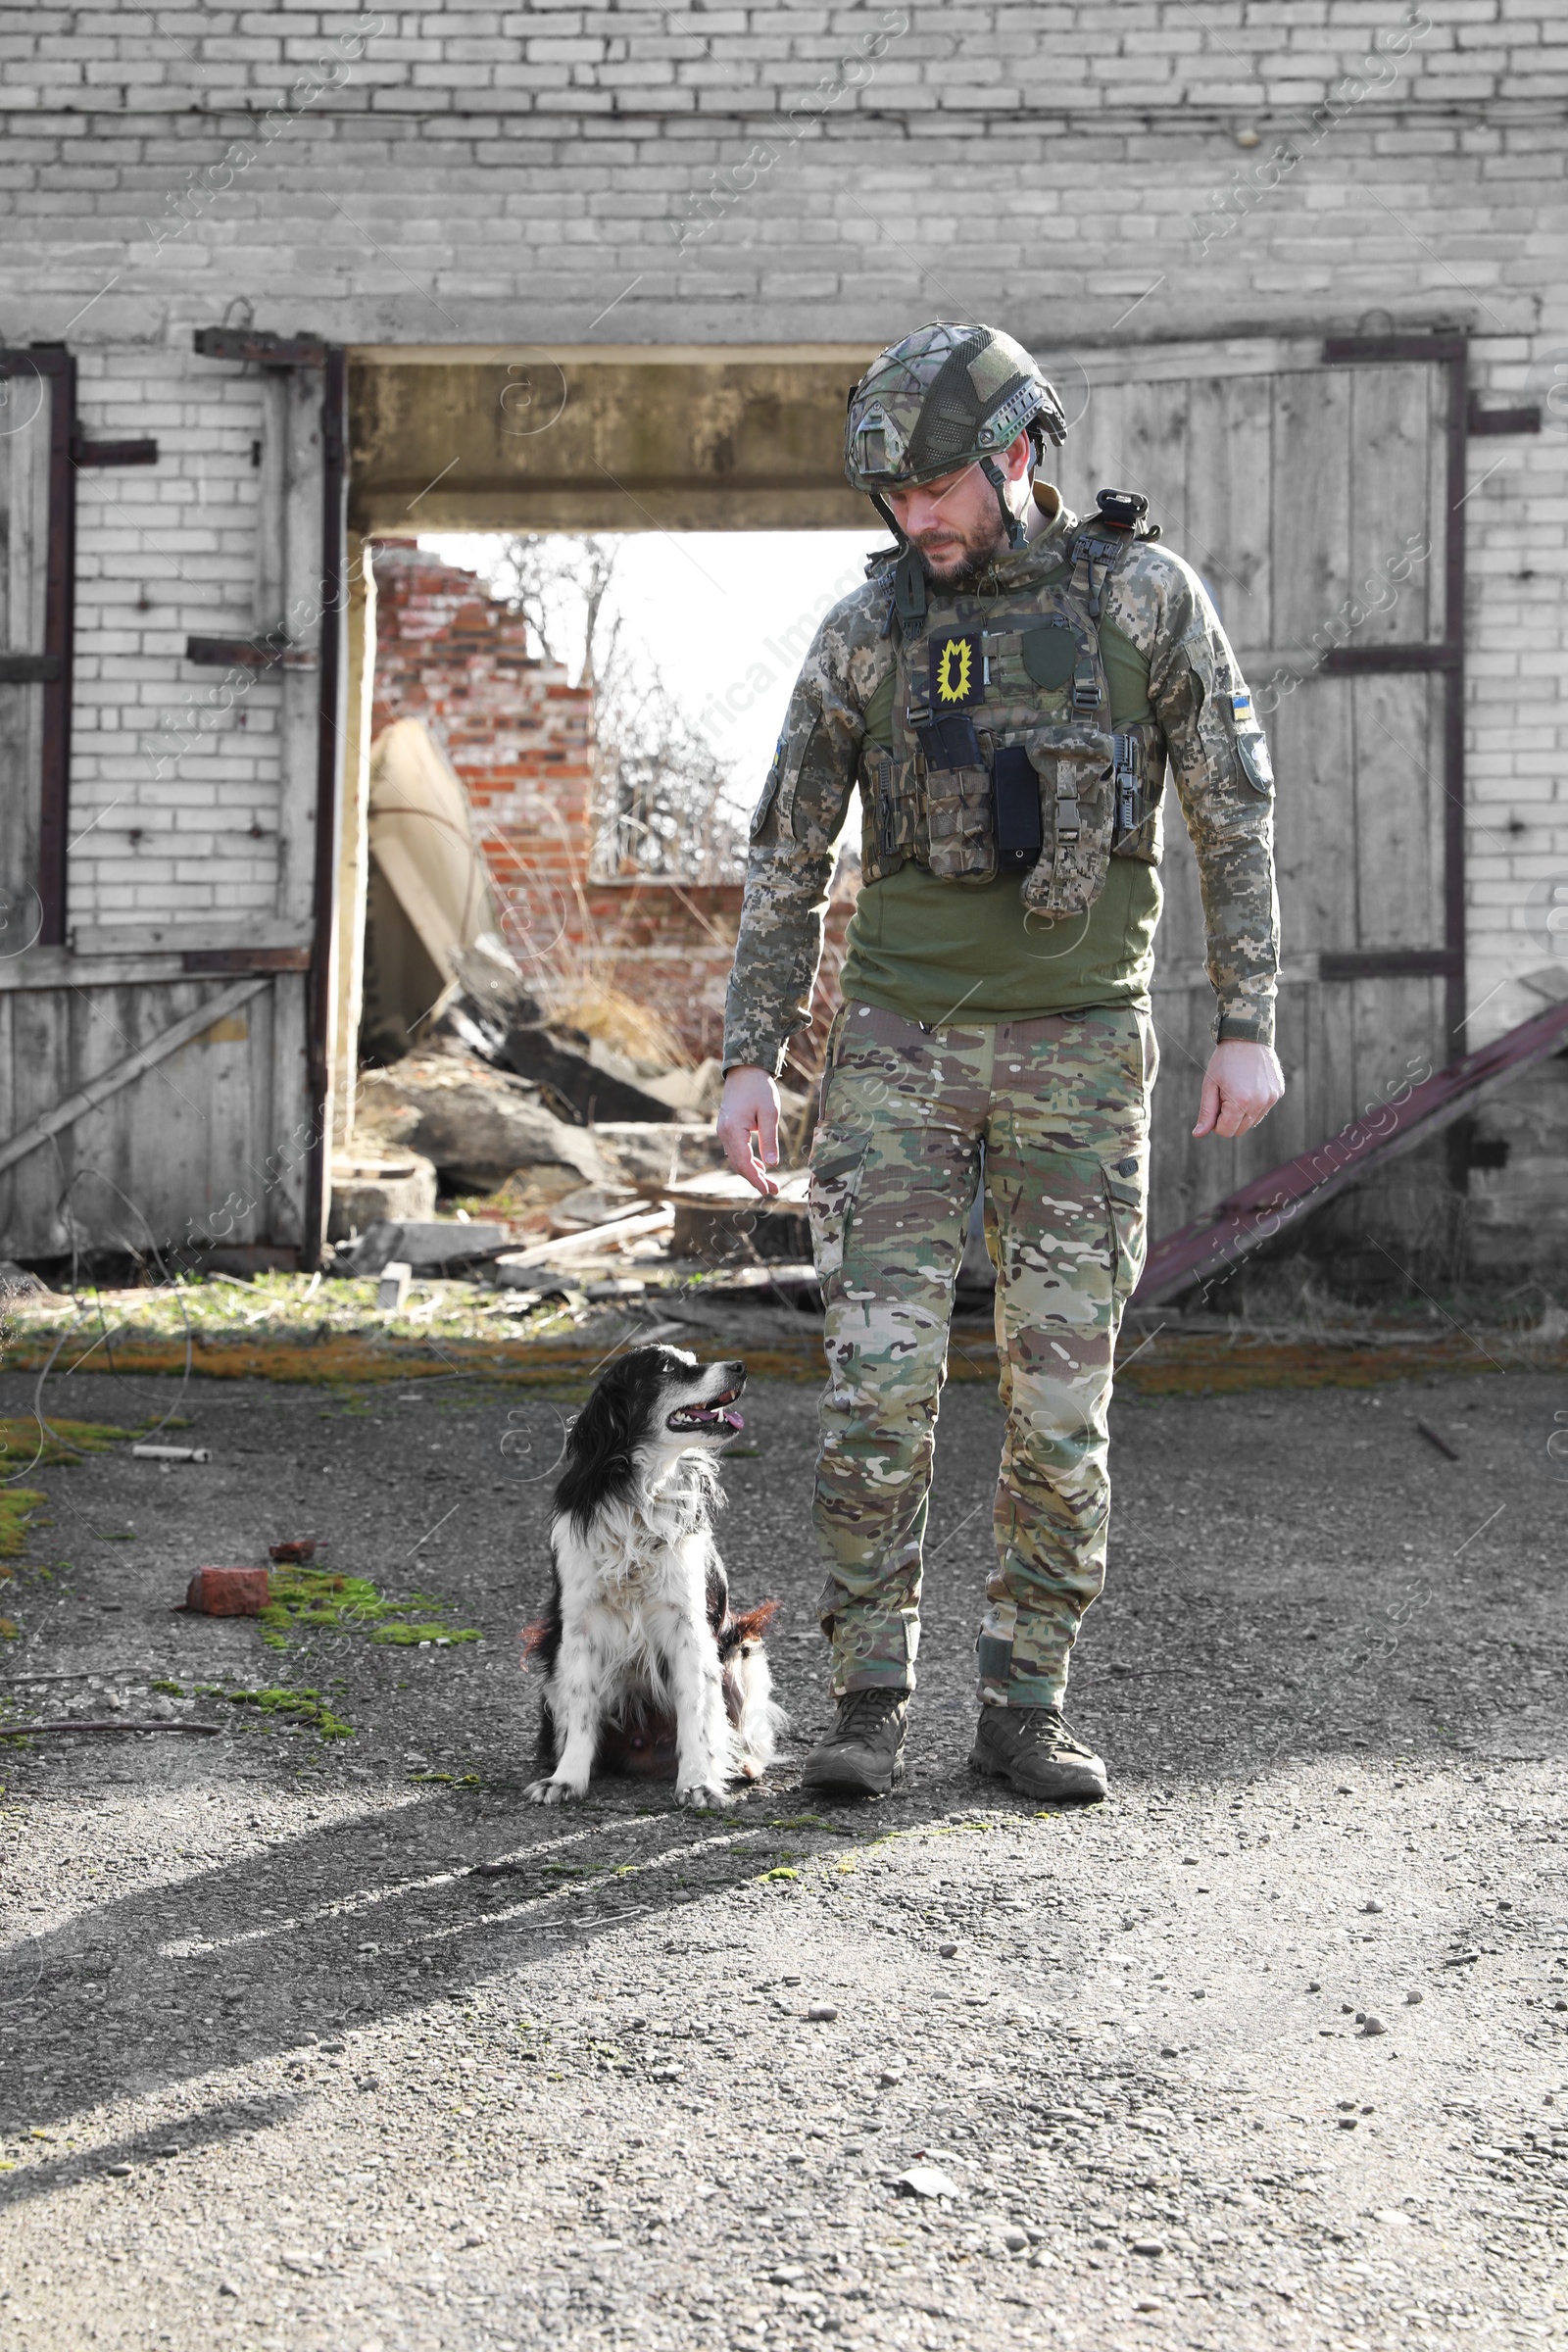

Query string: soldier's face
[884,462,999,578]
[883,432,1032,583]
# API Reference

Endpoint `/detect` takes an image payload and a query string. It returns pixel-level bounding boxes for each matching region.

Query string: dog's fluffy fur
[525,1345,783,1811]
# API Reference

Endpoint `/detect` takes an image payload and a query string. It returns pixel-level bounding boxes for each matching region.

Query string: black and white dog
[525,1346,783,1810]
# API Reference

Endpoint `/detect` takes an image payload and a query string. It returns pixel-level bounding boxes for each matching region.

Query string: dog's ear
[557,1363,645,1527]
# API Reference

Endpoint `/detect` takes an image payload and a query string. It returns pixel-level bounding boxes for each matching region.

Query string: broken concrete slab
[591,1122,726,1192]
[342,1223,511,1278]
[354,1055,605,1195]
[327,1152,438,1242]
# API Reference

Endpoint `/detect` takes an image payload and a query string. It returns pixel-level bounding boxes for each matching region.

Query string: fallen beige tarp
[363,718,503,1052]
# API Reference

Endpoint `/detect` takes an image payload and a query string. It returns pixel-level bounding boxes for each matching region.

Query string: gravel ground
[0,1344,1564,2352]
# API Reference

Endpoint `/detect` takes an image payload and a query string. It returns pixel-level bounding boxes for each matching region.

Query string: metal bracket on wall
[193,326,327,369]
[183,632,318,670]
[1466,399,1542,436]
[71,437,158,466]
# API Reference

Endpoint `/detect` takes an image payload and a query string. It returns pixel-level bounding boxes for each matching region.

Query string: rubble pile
[329,963,820,1325]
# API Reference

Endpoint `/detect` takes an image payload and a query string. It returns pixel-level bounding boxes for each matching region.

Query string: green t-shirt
[840,617,1159,1028]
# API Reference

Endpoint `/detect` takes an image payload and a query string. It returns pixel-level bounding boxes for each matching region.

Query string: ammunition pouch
[857,528,1171,908]
[1020,725,1114,918]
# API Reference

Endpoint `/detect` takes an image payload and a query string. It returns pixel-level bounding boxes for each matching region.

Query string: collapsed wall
[368,542,856,1072]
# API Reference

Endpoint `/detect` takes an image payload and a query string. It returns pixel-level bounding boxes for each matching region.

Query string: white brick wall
[66,350,282,943]
[1,3,1562,118]
[0,0,1560,1031]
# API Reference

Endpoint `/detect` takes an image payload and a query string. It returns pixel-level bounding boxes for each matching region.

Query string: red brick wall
[575,879,854,1077]
[370,541,853,1075]
[370,540,595,914]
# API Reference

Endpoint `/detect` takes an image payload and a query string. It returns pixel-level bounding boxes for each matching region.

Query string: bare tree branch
[487,534,749,885]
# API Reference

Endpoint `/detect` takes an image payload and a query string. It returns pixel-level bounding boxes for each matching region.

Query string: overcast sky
[419,528,885,816]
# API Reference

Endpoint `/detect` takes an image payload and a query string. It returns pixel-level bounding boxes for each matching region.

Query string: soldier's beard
[910,514,1013,592]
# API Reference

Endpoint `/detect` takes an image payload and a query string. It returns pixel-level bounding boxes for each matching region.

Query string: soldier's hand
[1193,1041,1285,1141]
[717,1065,783,1197]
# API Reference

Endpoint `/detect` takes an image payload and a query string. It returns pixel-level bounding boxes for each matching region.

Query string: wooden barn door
[1063,332,1463,1250]
[0,338,346,1269]
[0,347,72,960]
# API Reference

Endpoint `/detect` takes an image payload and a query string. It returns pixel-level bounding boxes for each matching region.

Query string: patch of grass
[217,1686,354,1740]
[0,1493,46,1560]
[256,1566,481,1654]
[758,1866,799,1883]
[0,1417,132,1470]
[150,1679,184,1696]
[370,1621,481,1649]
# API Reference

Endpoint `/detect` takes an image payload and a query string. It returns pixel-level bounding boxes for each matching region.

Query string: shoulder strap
[892,549,927,638]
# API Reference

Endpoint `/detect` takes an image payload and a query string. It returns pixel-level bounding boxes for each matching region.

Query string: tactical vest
[858,514,1167,917]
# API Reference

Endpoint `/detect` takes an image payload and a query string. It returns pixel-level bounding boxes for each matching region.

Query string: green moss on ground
[0,1416,134,1469]
[256,1566,481,1653]
[196,1684,355,1740]
[0,1492,47,1561]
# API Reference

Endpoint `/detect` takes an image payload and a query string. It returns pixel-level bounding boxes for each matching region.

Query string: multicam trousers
[808,999,1155,1710]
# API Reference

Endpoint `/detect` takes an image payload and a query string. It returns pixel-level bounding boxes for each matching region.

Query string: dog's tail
[717,1597,780,1661]
[718,1599,786,1778]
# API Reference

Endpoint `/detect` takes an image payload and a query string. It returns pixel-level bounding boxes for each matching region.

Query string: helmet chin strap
[979,454,1027,551]
[867,488,927,634]
[869,489,906,548]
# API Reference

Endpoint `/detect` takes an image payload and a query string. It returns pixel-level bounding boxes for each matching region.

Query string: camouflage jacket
[721,489,1280,1074]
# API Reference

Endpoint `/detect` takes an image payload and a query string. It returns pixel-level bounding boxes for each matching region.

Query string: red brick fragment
[183,1566,271,1616]
[268,1537,317,1564]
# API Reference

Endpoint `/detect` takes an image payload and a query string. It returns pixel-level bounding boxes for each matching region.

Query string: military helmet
[844,320,1067,498]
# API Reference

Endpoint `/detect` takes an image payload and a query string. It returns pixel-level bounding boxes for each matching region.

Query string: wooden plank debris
[493,1206,674,1271]
[1135,997,1568,1306]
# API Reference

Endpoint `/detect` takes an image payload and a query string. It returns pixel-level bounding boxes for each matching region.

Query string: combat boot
[969,1705,1107,1803]
[800,1690,909,1797]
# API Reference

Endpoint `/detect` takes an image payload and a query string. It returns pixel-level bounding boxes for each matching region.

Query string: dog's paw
[677,1781,735,1813]
[525,1776,583,1807]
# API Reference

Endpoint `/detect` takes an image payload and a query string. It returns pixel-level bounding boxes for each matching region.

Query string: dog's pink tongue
[722,1409,745,1432]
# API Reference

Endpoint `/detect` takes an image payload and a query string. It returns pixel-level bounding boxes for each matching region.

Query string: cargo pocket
[1102,1164,1148,1303]
[809,1131,869,1283]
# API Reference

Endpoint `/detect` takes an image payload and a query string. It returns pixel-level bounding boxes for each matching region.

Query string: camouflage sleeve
[721,612,865,1076]
[1118,550,1281,1049]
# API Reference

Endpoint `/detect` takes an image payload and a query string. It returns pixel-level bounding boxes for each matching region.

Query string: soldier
[716,321,1284,1802]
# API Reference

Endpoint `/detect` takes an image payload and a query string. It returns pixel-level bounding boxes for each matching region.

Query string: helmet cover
[844,320,1068,495]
